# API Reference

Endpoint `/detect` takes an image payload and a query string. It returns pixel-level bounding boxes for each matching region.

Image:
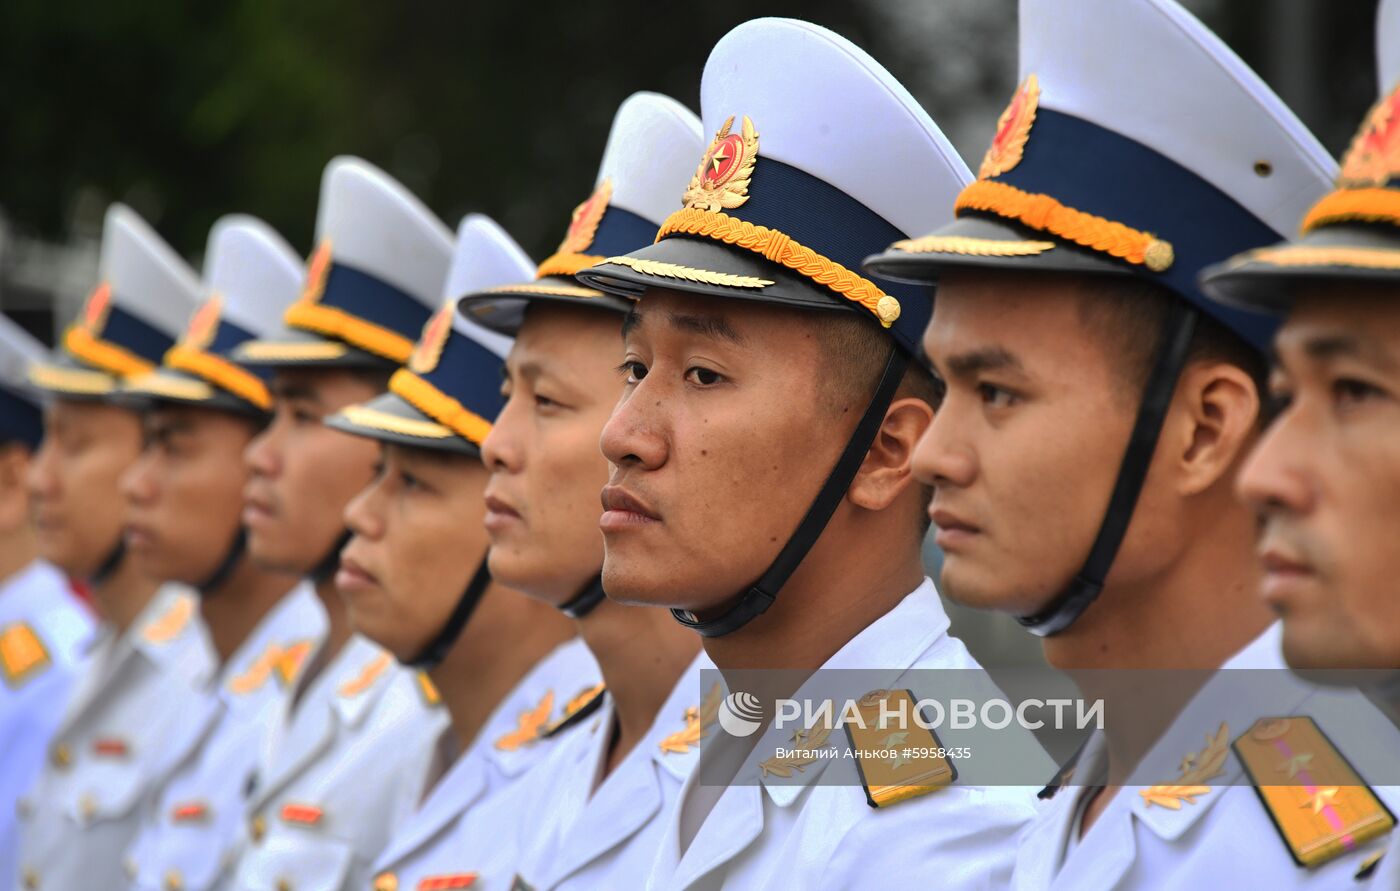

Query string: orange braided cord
[389,369,493,445]
[954,180,1175,272]
[535,251,607,279]
[655,208,900,326]
[1301,188,1400,234]
[63,327,154,378]
[165,345,271,409]
[284,301,414,363]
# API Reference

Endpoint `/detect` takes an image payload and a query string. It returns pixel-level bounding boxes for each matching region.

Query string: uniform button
[15,797,31,819]
[373,872,398,891]
[21,866,38,889]
[51,743,71,769]
[275,878,292,891]
[79,795,97,820]
[250,814,266,842]
[163,868,184,891]
[123,858,137,879]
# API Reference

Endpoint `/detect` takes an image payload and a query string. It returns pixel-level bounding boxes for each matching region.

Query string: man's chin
[600,559,686,608]
[939,558,1050,616]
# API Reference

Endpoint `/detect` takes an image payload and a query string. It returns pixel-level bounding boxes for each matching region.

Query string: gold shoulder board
[1233,716,1395,868]
[0,623,51,687]
[846,688,955,809]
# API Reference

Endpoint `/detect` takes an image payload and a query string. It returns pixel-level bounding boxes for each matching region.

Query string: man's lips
[930,507,981,550]
[123,523,156,550]
[599,485,661,532]
[483,493,523,533]
[242,486,277,527]
[335,552,379,594]
[1258,543,1316,608]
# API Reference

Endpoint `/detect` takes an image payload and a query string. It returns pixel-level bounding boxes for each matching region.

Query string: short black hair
[811,310,937,536]
[1074,275,1269,418]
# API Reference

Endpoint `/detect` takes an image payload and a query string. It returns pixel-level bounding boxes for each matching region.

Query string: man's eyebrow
[1309,332,1400,372]
[621,308,643,340]
[664,311,747,346]
[944,345,1024,378]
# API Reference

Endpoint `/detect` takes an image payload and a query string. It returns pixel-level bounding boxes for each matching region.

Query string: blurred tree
[0,0,1379,262]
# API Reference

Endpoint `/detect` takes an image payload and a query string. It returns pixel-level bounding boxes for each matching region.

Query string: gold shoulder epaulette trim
[1232,716,1396,868]
[143,596,194,644]
[495,690,555,751]
[0,622,51,688]
[542,682,605,739]
[845,689,955,808]
[338,652,393,698]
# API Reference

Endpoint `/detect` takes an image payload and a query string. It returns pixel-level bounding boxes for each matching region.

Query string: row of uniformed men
[2,1,1400,888]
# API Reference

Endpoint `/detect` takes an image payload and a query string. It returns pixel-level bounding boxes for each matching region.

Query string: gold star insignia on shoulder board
[1140,721,1228,810]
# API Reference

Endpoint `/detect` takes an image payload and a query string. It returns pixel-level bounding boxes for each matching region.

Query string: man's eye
[617,360,648,384]
[292,408,319,425]
[978,383,1017,408]
[400,471,421,491]
[1333,378,1384,408]
[535,393,559,409]
[685,367,722,386]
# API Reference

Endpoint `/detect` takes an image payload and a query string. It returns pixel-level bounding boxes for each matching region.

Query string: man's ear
[848,396,935,511]
[1166,360,1260,497]
[0,444,32,533]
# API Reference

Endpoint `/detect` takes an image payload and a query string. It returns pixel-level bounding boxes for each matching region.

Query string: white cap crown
[203,215,304,338]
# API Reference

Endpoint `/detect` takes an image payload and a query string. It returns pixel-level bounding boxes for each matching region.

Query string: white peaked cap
[443,214,533,359]
[316,156,454,308]
[0,314,45,394]
[593,92,704,223]
[101,203,201,337]
[700,17,972,236]
[1380,0,1400,93]
[202,215,304,338]
[1021,0,1336,235]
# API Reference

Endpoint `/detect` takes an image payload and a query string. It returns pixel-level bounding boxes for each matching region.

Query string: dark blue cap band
[204,317,273,384]
[322,261,433,344]
[413,329,506,436]
[589,205,661,258]
[98,303,176,366]
[989,108,1284,351]
[713,157,929,352]
[0,386,42,448]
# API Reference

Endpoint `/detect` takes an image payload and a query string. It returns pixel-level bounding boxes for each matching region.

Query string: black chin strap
[404,553,492,670]
[672,347,910,638]
[558,574,606,619]
[1017,302,1200,637]
[90,538,126,587]
[196,529,248,596]
[309,530,353,586]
